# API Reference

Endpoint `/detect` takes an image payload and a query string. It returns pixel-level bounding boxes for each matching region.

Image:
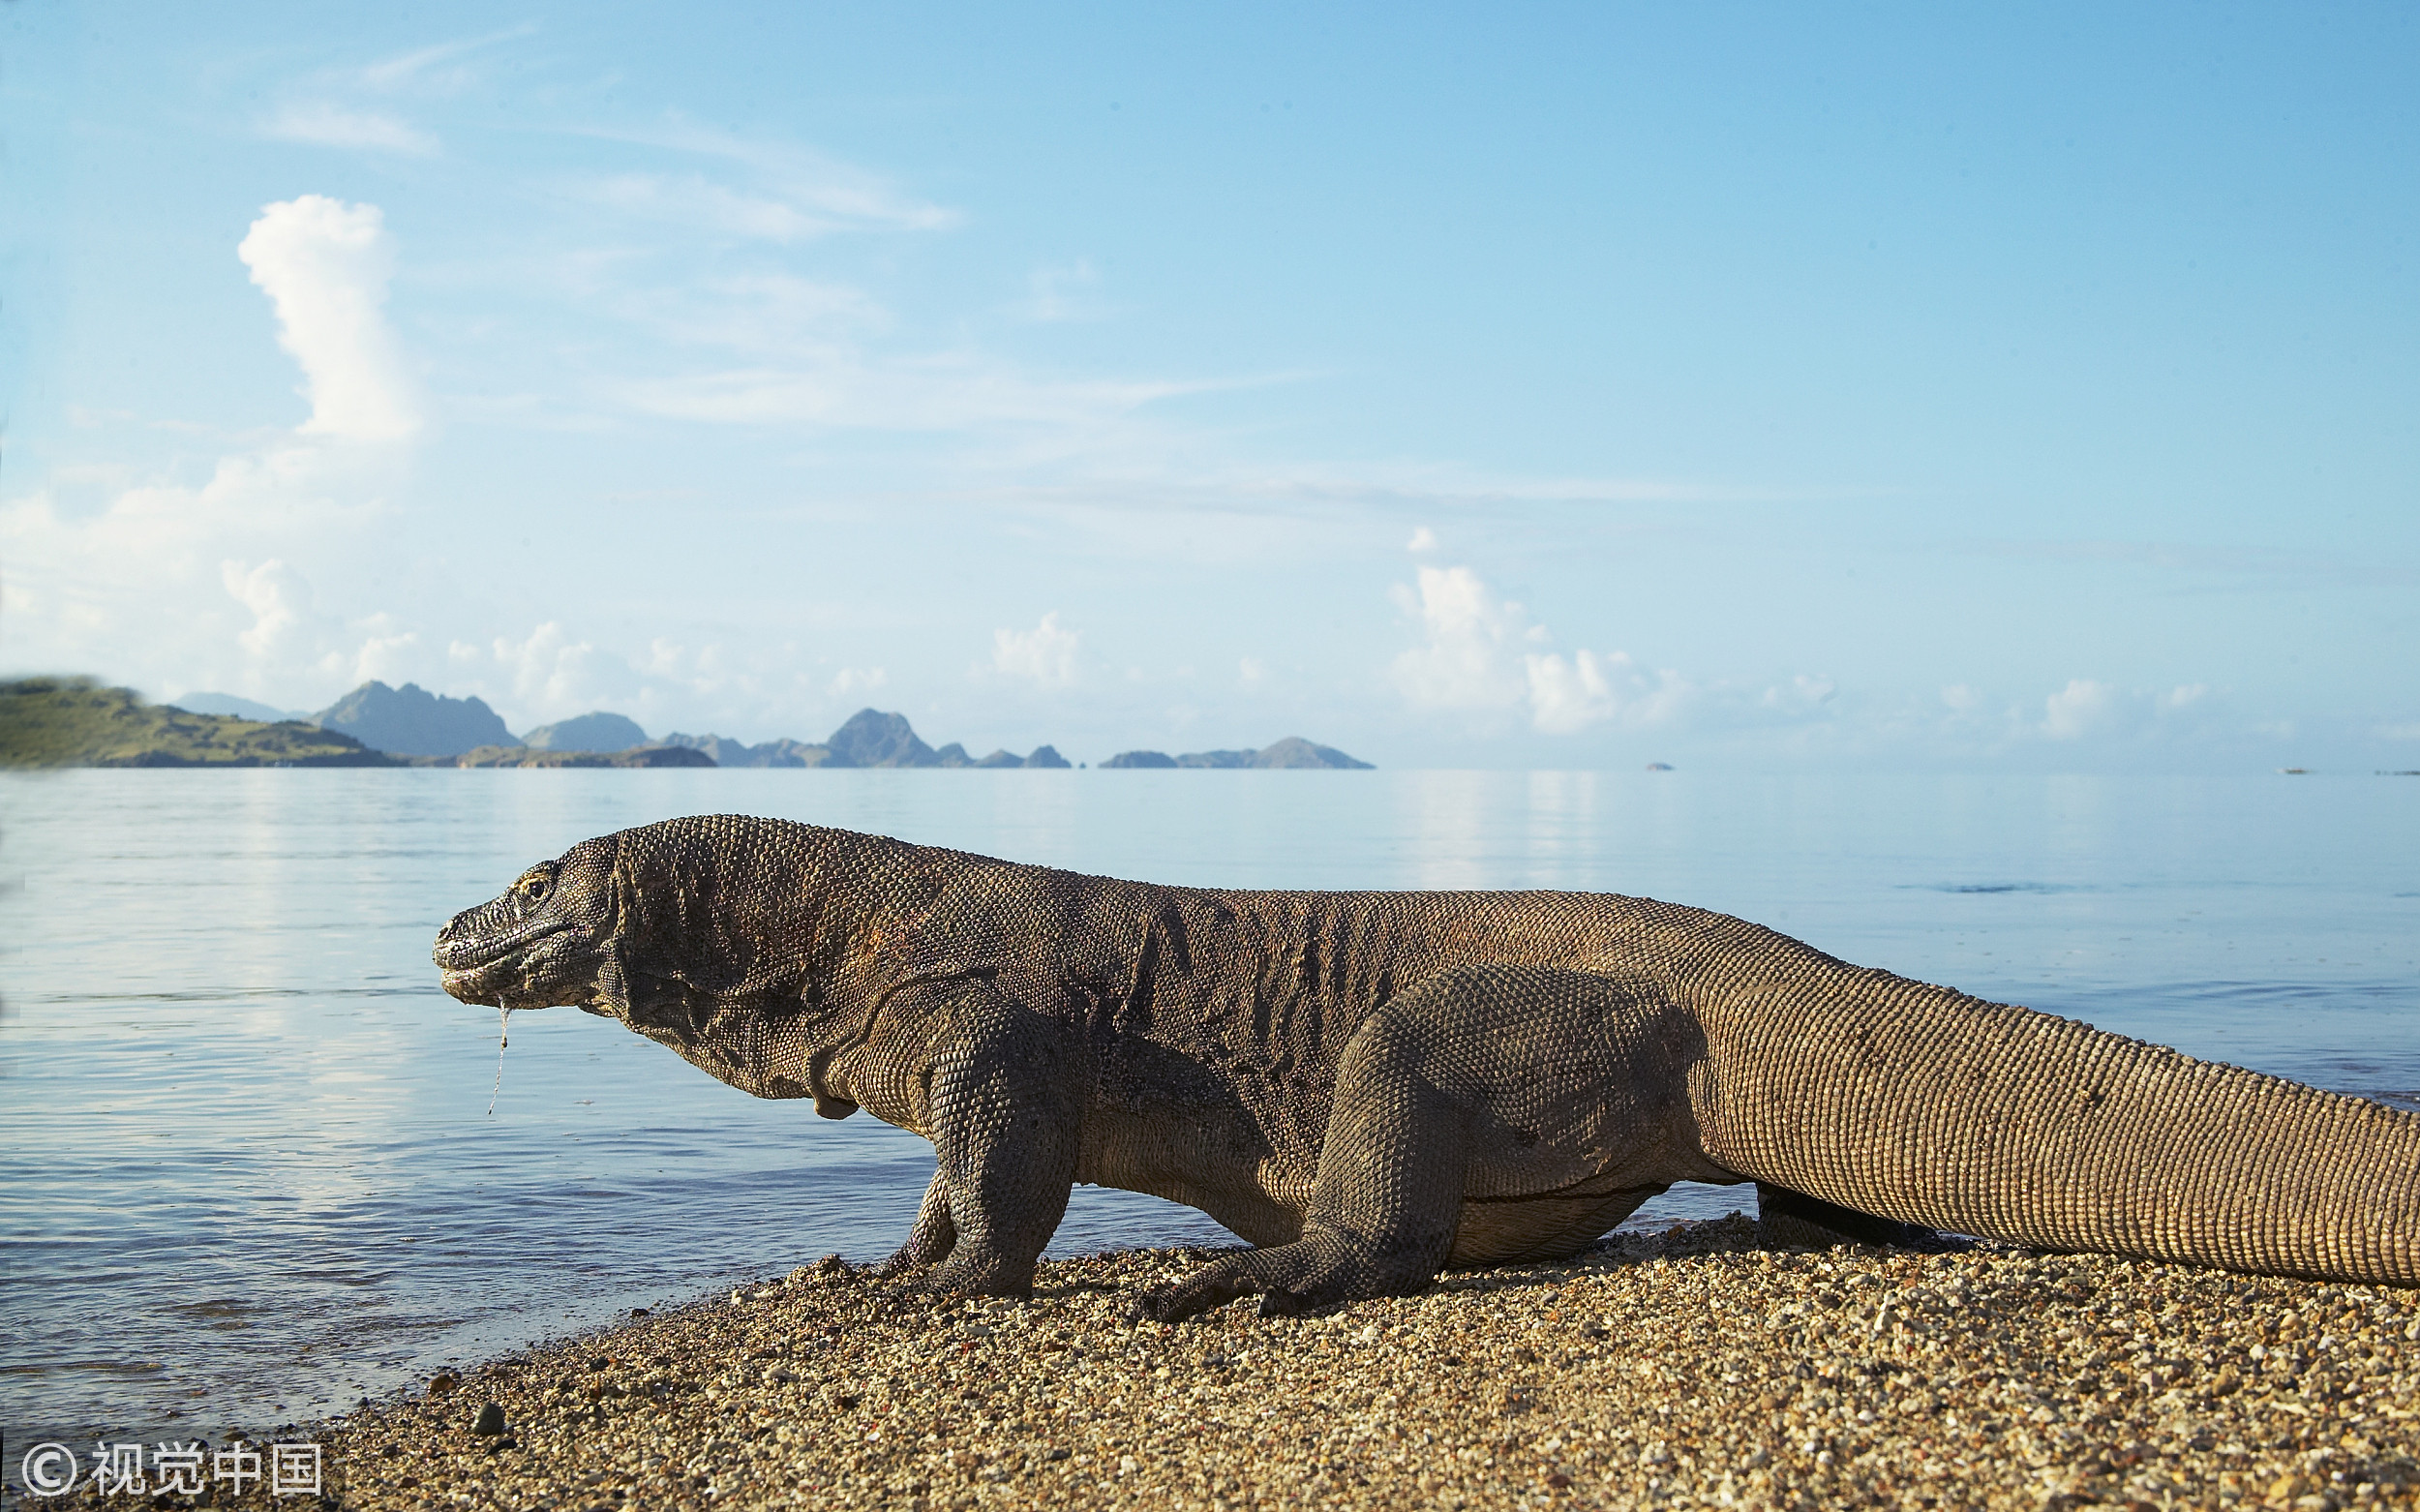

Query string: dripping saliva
[488,995,515,1118]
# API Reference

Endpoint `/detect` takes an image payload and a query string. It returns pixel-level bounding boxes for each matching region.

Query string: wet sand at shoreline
[59,1219,2420,1510]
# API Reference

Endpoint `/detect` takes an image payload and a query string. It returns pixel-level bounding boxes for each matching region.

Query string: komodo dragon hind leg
[1755,1182,1939,1251]
[1136,963,1723,1324]
[1135,1005,1470,1323]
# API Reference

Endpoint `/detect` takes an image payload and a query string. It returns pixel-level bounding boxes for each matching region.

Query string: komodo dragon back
[434,813,2420,1318]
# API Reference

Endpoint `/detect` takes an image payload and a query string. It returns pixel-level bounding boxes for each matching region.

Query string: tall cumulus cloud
[238,196,420,441]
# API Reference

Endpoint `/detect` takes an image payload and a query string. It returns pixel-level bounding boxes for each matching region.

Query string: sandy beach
[71,1217,2418,1510]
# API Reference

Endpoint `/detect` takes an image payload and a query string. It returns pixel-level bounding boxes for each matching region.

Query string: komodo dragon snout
[435,838,620,1013]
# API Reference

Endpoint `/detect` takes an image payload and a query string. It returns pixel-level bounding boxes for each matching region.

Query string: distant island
[313,680,515,756]
[448,744,712,770]
[1101,738,1373,771]
[0,677,1374,772]
[663,709,1074,770]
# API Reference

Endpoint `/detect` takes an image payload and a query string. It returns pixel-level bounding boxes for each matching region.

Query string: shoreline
[55,1218,2420,1509]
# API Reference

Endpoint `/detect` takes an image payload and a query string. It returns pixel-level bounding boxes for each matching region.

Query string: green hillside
[0,678,396,768]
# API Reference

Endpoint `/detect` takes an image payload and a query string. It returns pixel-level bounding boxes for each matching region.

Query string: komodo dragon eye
[519,872,553,901]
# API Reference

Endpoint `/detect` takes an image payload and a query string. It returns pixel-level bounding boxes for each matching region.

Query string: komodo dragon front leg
[1138,965,1744,1321]
[834,977,1086,1297]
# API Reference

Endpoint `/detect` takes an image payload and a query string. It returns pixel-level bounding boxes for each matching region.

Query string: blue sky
[4,2,2414,768]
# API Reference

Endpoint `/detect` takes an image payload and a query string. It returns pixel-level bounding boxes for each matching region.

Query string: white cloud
[215,558,422,698]
[575,121,957,241]
[1390,562,1702,736]
[1526,650,1695,734]
[1407,526,1438,553]
[3,197,430,694]
[348,618,422,685]
[483,622,635,715]
[2042,679,2121,740]
[8,178,1085,739]
[262,103,439,156]
[1389,565,1533,713]
[223,559,322,660]
[620,359,1195,435]
[586,244,1199,438]
[560,126,1224,445]
[1525,650,1629,733]
[353,25,537,94]
[238,197,420,441]
[2040,679,2223,741]
[1237,657,1267,690]
[257,26,538,159]
[991,613,1080,688]
[587,174,855,244]
[0,438,408,700]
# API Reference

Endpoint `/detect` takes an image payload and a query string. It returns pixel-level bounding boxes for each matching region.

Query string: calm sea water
[2,770,2415,1449]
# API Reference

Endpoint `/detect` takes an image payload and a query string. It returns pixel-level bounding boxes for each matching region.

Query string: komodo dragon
[433,814,2419,1319]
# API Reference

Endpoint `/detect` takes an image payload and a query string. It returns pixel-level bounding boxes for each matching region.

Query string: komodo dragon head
[434,816,869,1037]
[434,837,626,1013]
[436,819,892,1104]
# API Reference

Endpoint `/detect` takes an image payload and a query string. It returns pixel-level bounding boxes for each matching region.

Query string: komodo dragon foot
[870,1170,1044,1297]
[1131,1230,1435,1322]
[872,1174,957,1281]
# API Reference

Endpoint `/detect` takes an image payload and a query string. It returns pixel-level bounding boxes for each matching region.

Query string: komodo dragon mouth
[435,921,588,1007]
[434,846,619,1010]
[434,918,572,979]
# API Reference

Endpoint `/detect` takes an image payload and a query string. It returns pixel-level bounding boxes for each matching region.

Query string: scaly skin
[433,815,2420,1319]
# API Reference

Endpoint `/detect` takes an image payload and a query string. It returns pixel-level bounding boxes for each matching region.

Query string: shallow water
[1,769,2413,1447]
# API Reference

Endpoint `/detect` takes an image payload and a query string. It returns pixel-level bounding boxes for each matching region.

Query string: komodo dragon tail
[1692,969,2420,1285]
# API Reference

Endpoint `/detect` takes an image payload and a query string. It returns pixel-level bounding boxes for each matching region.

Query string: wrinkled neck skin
[589,825,961,1114]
